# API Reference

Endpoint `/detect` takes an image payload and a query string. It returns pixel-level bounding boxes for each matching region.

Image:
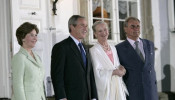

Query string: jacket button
[149,70,151,73]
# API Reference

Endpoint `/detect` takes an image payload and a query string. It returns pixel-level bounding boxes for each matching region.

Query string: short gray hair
[124,16,140,27]
[92,21,108,32]
[68,15,85,33]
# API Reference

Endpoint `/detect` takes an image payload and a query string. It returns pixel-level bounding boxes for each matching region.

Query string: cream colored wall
[168,0,175,92]
[152,0,175,92]
[170,33,175,92]
[0,0,11,98]
[52,0,80,44]
[151,0,162,92]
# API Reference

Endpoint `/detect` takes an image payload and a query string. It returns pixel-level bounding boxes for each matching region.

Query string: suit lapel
[124,40,145,63]
[86,48,91,72]
[19,47,41,67]
[68,37,86,70]
[33,52,42,67]
[124,40,137,57]
[142,39,149,68]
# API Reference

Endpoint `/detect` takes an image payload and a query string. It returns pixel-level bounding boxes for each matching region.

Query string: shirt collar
[70,35,81,46]
[127,37,141,46]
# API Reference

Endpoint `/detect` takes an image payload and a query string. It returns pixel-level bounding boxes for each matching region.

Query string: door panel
[11,0,54,97]
[11,0,47,53]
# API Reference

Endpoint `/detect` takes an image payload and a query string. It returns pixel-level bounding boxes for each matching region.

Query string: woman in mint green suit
[11,22,46,100]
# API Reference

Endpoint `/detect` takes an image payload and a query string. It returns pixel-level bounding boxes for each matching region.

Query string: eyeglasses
[129,25,140,29]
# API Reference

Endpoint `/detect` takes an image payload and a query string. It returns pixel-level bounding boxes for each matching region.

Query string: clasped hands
[112,65,126,77]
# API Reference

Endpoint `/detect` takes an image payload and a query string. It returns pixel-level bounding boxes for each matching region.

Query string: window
[92,0,113,39]
[88,0,116,44]
[88,0,140,44]
[119,0,139,40]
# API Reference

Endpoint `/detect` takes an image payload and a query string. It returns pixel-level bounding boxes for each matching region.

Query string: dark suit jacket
[115,39,158,100]
[51,36,97,100]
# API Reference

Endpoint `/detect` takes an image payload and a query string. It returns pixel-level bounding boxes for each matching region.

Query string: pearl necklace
[100,43,111,51]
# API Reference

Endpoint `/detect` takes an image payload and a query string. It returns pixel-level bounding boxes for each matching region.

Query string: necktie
[78,43,87,66]
[135,41,144,62]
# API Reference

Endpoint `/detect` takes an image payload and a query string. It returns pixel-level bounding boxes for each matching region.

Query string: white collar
[127,37,141,46]
[70,35,81,46]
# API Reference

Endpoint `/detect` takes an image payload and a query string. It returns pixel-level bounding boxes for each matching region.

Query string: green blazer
[11,47,46,100]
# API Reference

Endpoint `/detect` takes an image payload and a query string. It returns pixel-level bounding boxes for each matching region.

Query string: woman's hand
[112,65,126,77]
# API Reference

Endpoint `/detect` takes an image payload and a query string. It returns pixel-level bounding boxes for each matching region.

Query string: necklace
[100,43,111,51]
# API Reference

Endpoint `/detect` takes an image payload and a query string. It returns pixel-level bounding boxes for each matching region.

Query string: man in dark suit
[51,15,98,100]
[115,17,158,100]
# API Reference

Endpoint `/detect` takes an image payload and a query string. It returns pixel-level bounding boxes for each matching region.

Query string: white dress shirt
[127,37,145,59]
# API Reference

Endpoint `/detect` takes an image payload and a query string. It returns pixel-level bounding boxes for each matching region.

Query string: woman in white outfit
[90,21,128,100]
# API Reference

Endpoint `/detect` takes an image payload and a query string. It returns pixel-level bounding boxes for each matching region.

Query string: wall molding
[0,0,12,98]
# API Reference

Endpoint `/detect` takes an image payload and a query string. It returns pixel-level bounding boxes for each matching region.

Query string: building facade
[0,0,175,99]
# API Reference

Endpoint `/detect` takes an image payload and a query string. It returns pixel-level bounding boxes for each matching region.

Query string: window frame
[87,0,141,45]
[88,0,118,45]
[118,0,141,40]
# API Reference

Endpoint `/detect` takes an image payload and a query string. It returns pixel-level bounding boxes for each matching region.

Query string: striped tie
[135,41,144,62]
[78,43,87,66]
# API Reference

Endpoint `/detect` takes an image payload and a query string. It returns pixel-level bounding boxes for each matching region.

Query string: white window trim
[88,0,119,45]
[87,0,141,45]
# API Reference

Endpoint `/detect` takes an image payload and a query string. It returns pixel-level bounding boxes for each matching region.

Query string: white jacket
[90,43,128,100]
